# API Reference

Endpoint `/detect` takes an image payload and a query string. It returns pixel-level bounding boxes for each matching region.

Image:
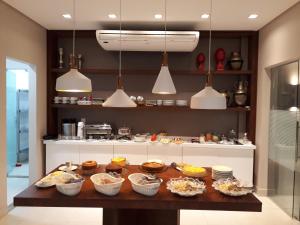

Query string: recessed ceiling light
[62,14,72,19]
[154,14,163,19]
[108,14,117,19]
[248,14,258,19]
[201,13,210,19]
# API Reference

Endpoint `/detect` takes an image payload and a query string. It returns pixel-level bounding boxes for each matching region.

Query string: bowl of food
[141,160,165,173]
[167,177,206,197]
[212,178,253,196]
[128,173,162,196]
[182,165,207,178]
[90,173,125,196]
[55,172,84,196]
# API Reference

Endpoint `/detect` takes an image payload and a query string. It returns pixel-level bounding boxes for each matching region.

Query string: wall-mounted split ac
[96,30,199,52]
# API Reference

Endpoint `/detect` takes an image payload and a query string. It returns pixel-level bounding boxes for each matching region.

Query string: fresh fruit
[151,134,157,141]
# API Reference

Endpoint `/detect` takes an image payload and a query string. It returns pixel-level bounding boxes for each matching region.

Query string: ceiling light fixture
[108,14,117,19]
[56,0,92,92]
[62,14,72,19]
[102,0,136,108]
[201,13,210,19]
[152,0,176,95]
[154,14,163,19]
[190,0,226,109]
[248,14,258,19]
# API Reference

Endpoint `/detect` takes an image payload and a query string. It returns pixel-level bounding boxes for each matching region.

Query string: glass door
[294,60,300,220]
[268,60,299,218]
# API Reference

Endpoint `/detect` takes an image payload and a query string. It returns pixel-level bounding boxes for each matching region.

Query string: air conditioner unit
[96,30,199,52]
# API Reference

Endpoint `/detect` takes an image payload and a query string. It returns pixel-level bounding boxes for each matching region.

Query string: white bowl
[56,180,84,196]
[128,173,161,196]
[90,173,125,196]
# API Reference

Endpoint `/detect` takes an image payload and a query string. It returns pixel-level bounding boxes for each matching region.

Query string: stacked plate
[163,100,175,106]
[212,165,233,180]
[175,100,188,106]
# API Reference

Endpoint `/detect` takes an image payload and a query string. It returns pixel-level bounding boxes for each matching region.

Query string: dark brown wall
[53,31,250,137]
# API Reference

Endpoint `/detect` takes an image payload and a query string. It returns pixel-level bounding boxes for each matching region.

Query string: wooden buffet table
[14,165,262,225]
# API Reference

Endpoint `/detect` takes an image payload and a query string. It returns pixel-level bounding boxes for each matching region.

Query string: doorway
[268,60,300,219]
[6,58,34,206]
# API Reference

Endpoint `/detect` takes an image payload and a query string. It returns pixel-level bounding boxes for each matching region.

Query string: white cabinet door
[183,145,254,185]
[46,144,80,173]
[183,146,217,166]
[79,144,113,164]
[215,149,254,185]
[147,143,182,164]
[113,143,147,165]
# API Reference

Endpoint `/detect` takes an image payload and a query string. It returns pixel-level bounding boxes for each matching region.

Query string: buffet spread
[14,159,261,225]
[34,158,253,197]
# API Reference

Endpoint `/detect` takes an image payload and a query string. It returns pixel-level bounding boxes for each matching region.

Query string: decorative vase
[196,53,206,72]
[234,81,248,106]
[215,48,226,71]
[229,51,243,70]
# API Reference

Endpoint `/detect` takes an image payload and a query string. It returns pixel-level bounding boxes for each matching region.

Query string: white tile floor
[6,178,29,206]
[0,195,299,225]
[8,163,29,177]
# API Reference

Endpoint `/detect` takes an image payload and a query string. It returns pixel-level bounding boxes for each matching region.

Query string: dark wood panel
[51,68,252,76]
[14,166,262,212]
[51,104,251,112]
[103,209,179,225]
[47,30,58,136]
[46,30,257,148]
[247,32,259,143]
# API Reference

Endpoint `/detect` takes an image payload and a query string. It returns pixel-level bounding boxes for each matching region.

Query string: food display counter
[44,140,255,185]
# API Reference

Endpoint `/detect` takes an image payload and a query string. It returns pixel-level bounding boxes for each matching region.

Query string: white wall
[0,1,47,217]
[256,2,300,194]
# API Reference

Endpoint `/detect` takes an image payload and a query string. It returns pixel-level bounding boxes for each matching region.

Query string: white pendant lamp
[56,0,92,92]
[190,0,226,109]
[102,0,136,108]
[152,0,176,95]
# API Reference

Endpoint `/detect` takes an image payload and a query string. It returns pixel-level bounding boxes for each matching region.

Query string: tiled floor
[8,163,29,177]
[6,178,29,206]
[0,195,299,225]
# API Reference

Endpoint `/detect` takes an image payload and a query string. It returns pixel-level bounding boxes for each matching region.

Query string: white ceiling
[3,0,300,30]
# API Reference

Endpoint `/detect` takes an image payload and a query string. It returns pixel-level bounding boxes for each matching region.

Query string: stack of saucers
[163,100,175,106]
[212,165,233,180]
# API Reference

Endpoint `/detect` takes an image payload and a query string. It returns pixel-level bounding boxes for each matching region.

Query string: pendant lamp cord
[207,0,213,86]
[72,0,76,66]
[164,0,167,54]
[117,0,123,88]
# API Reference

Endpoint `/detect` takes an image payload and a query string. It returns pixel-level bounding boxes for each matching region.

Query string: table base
[103,208,179,225]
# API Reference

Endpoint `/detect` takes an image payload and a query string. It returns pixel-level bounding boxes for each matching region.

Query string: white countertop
[43,139,256,150]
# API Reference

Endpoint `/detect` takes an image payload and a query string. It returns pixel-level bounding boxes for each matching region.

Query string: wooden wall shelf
[51,68,252,76]
[51,104,250,112]
[47,30,258,141]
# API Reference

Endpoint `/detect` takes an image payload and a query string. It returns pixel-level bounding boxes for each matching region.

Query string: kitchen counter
[44,139,255,185]
[43,139,256,150]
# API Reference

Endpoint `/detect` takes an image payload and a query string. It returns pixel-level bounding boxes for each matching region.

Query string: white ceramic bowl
[56,180,84,196]
[90,173,125,196]
[128,173,161,196]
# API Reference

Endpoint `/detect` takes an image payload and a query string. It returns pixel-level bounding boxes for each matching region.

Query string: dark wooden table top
[14,165,262,212]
